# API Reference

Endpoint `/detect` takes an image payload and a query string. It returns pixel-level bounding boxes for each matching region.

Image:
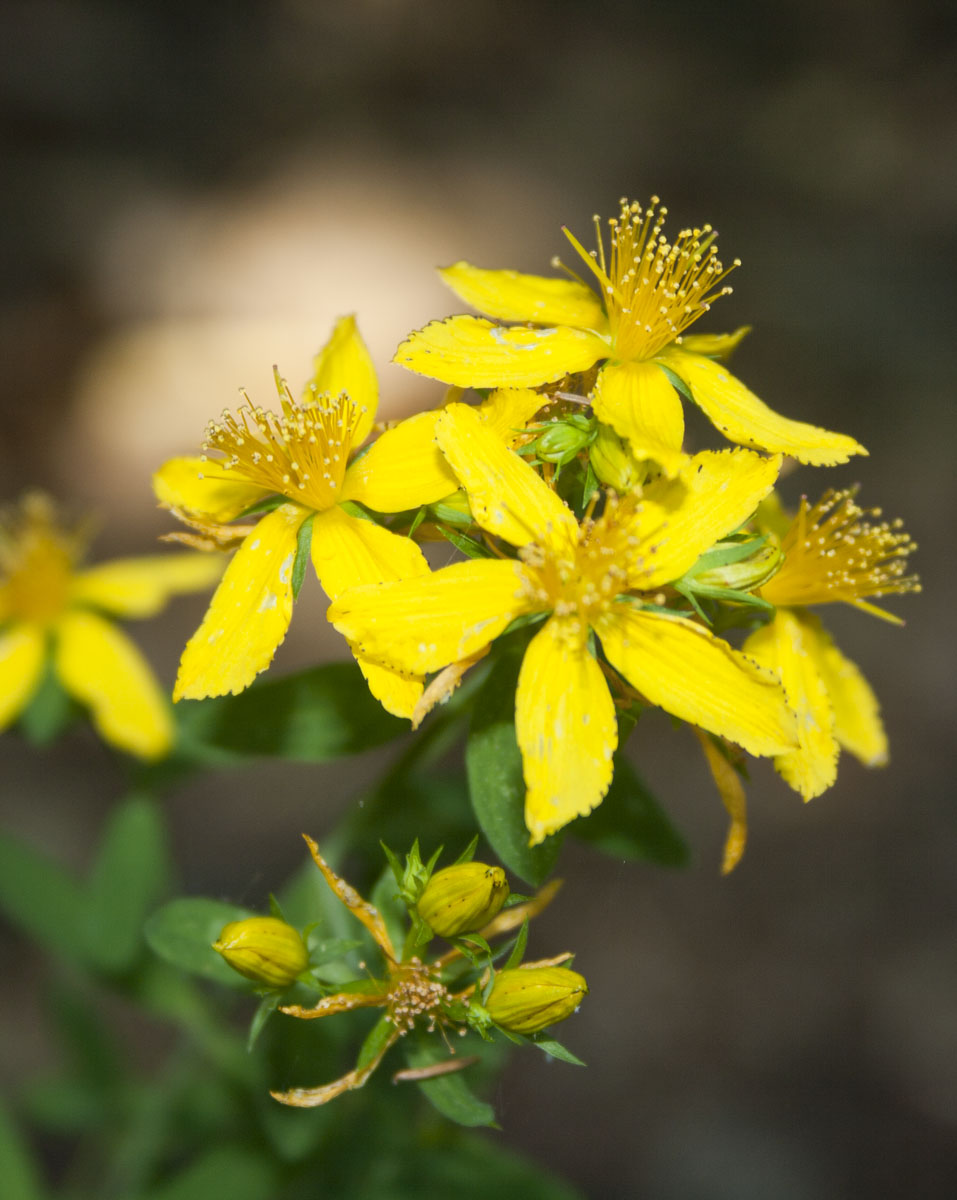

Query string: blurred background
[2,0,956,1195]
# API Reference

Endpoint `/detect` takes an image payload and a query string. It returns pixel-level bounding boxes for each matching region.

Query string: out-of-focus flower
[745,488,919,798]
[154,316,434,717]
[417,862,509,938]
[395,198,865,472]
[485,965,587,1035]
[0,493,222,758]
[213,916,309,989]
[330,404,798,844]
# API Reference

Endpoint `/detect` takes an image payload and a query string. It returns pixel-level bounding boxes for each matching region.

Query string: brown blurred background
[2,0,956,1195]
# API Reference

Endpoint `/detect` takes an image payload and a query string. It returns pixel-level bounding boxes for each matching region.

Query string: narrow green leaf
[0,835,83,961]
[657,362,693,401]
[175,661,407,762]
[526,1033,586,1066]
[466,649,563,886]
[436,525,490,559]
[0,1103,47,1200]
[404,1037,497,1128]
[290,512,315,600]
[248,995,280,1051]
[571,752,689,867]
[356,1015,396,1073]
[502,917,528,971]
[144,898,257,988]
[81,794,171,974]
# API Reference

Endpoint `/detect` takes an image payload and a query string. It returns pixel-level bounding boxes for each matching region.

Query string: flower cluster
[150,196,918,866]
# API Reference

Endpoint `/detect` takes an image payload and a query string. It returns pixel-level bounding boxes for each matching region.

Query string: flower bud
[693,538,783,592]
[531,415,596,465]
[485,966,588,1034]
[589,424,643,490]
[212,917,309,989]
[417,862,508,937]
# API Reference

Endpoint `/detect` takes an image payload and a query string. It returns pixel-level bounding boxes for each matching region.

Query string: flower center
[760,489,920,609]
[518,495,641,638]
[583,197,739,362]
[200,375,367,513]
[0,494,80,625]
[386,961,452,1035]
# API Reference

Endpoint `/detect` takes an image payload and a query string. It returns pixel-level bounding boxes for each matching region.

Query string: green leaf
[0,834,83,961]
[466,649,562,886]
[404,1037,497,1128]
[247,995,280,1051]
[525,1032,586,1066]
[144,1146,278,1200]
[502,916,528,971]
[81,794,171,974]
[436,525,491,559]
[356,1014,396,1073]
[175,661,408,762]
[144,898,257,988]
[571,752,689,867]
[17,658,79,746]
[0,1103,47,1200]
[290,512,315,601]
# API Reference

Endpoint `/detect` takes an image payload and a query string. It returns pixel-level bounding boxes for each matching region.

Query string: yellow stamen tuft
[0,493,84,625]
[567,197,739,362]
[200,374,368,513]
[760,488,920,610]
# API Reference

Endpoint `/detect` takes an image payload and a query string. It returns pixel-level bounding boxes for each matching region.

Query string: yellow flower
[154,316,439,718]
[744,488,919,798]
[329,404,798,844]
[0,493,223,759]
[395,198,866,472]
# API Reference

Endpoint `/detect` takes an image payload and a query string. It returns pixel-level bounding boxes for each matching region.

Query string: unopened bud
[694,538,783,592]
[485,966,588,1034]
[417,862,508,937]
[589,423,642,490]
[532,415,596,466]
[212,917,309,989]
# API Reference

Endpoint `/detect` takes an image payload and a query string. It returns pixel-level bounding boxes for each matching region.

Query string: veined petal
[70,553,225,618]
[677,325,751,360]
[329,558,527,675]
[596,605,797,757]
[659,348,867,465]
[0,623,46,730]
[340,412,458,510]
[516,617,617,845]
[394,316,608,388]
[632,448,782,588]
[591,361,686,477]
[310,506,429,602]
[153,456,270,521]
[478,387,549,446]
[310,505,430,719]
[694,728,748,875]
[174,503,307,700]
[54,611,173,759]
[439,262,608,331]
[800,612,887,767]
[436,403,577,550]
[743,609,838,799]
[305,314,377,444]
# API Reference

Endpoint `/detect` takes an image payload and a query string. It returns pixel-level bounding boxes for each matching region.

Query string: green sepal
[355,1014,396,1073]
[290,512,315,600]
[523,1032,586,1067]
[234,494,286,519]
[656,362,693,401]
[17,655,79,746]
[436,525,490,559]
[502,917,529,971]
[247,994,281,1051]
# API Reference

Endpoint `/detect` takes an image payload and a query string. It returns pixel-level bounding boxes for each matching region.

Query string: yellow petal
[693,728,748,875]
[394,315,608,388]
[800,613,888,766]
[54,611,173,759]
[634,449,782,588]
[659,349,867,465]
[329,558,526,675]
[174,504,307,700]
[439,261,608,331]
[591,361,686,477]
[0,623,46,730]
[478,387,549,447]
[743,609,837,799]
[436,403,578,550]
[340,411,458,511]
[304,314,377,444]
[70,553,225,618]
[303,834,397,959]
[153,456,269,521]
[516,617,617,844]
[310,505,430,719]
[677,326,751,360]
[596,605,797,757]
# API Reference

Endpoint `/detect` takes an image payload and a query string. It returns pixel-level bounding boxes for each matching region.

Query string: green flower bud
[693,538,783,592]
[589,423,643,491]
[416,862,508,937]
[212,917,309,989]
[532,415,596,465]
[485,966,588,1035]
